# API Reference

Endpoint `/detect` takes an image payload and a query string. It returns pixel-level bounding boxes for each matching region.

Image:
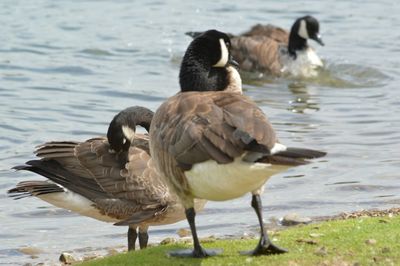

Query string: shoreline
[39,207,399,265]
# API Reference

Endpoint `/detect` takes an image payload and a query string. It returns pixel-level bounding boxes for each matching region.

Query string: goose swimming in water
[187,16,324,78]
[8,106,207,251]
[150,29,326,258]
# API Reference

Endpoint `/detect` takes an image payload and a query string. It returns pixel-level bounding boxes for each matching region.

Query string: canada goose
[149,29,326,258]
[187,16,324,77]
[8,106,207,251]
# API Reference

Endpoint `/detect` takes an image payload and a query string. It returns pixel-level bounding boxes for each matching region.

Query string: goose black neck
[179,61,229,92]
[123,106,154,132]
[107,106,154,153]
[288,29,308,58]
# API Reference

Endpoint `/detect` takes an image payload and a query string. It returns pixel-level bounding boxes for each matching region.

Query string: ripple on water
[240,62,390,89]
[311,62,390,88]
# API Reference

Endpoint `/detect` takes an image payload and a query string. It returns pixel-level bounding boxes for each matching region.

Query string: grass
[80,215,400,266]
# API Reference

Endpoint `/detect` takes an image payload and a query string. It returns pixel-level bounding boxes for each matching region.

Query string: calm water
[1,0,399,265]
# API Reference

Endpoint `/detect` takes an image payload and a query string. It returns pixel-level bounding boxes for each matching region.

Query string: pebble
[200,235,216,243]
[281,213,312,226]
[59,252,78,264]
[160,237,176,245]
[176,228,191,238]
[107,248,119,256]
[314,246,328,256]
[382,247,391,253]
[365,239,377,245]
[18,247,43,256]
[309,233,323,238]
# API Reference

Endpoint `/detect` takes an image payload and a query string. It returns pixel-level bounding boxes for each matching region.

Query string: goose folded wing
[231,36,282,73]
[76,139,167,208]
[160,92,277,169]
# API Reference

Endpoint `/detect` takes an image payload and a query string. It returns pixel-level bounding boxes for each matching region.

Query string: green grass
[81,215,400,266]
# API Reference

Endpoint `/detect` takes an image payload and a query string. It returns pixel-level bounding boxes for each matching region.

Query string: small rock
[181,238,193,244]
[30,255,39,259]
[353,262,361,266]
[309,233,323,238]
[176,228,191,238]
[200,235,216,243]
[365,239,377,245]
[59,252,77,264]
[282,213,312,226]
[18,247,43,256]
[160,237,176,245]
[107,248,119,256]
[314,246,328,256]
[241,232,255,240]
[382,247,391,253]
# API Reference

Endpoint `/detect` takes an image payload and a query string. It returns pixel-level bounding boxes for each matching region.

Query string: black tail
[255,147,326,166]
[12,160,104,200]
[276,147,326,159]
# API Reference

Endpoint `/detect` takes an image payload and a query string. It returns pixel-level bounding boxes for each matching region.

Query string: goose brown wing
[152,91,277,169]
[74,138,168,207]
[231,35,283,73]
[242,24,289,43]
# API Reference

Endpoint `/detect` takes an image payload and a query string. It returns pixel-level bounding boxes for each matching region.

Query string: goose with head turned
[8,106,207,251]
[150,29,326,258]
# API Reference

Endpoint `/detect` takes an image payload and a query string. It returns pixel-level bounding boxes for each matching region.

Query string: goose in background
[187,15,324,78]
[150,29,326,258]
[8,106,207,251]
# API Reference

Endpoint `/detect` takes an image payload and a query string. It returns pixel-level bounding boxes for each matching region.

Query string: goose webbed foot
[240,194,288,256]
[168,247,222,258]
[168,207,223,258]
[240,237,287,256]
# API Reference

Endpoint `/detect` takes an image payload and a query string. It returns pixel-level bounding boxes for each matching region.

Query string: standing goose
[8,106,206,251]
[187,16,324,77]
[150,29,326,258]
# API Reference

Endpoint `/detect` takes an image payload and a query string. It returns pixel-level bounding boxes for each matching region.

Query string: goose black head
[179,29,239,92]
[289,16,324,58]
[107,106,154,153]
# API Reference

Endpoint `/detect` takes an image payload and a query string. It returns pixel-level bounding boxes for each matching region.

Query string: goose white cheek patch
[122,125,136,142]
[213,38,229,67]
[298,19,309,39]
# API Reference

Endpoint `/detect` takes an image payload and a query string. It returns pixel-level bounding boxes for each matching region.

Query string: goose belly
[185,159,287,201]
[38,190,118,223]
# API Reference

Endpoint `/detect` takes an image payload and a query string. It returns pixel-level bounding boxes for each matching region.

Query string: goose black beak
[227,55,239,69]
[312,34,324,46]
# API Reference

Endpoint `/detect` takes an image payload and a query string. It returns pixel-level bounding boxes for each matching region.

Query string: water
[1,0,399,264]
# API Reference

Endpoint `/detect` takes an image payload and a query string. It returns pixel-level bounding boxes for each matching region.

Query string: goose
[187,16,324,78]
[149,29,326,258]
[8,106,207,251]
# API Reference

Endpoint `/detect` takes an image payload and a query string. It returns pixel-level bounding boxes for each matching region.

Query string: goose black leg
[241,194,287,256]
[168,207,222,258]
[138,230,149,249]
[128,226,138,251]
